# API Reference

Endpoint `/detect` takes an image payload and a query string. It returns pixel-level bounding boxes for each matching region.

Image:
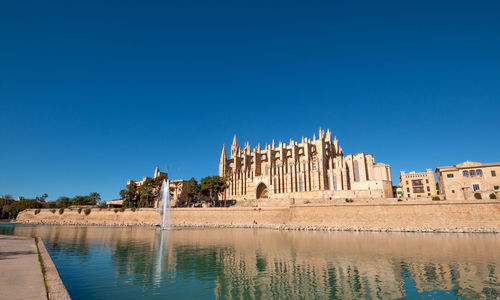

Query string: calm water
[1,224,499,299]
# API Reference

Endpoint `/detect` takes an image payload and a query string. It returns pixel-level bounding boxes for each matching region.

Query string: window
[406,181,409,185]
[452,189,455,193]
[412,179,423,186]
[470,170,476,176]
[473,184,480,191]
[492,170,497,177]
[353,161,360,182]
[428,193,431,196]
[427,186,430,192]
[407,187,410,192]
[426,179,429,184]
[413,187,424,193]
[476,169,482,176]
[494,186,499,190]
[463,170,469,177]
[447,174,454,178]
[408,194,411,197]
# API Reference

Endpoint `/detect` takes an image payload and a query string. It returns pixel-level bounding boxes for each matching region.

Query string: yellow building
[219,129,393,201]
[400,169,437,198]
[127,166,168,187]
[435,161,500,200]
[127,166,187,207]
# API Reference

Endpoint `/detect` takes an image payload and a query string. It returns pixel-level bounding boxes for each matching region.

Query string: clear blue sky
[1,0,499,201]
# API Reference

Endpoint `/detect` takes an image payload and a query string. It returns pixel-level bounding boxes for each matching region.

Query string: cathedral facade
[219,129,393,201]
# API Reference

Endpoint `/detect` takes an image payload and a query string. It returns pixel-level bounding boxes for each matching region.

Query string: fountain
[157,179,172,230]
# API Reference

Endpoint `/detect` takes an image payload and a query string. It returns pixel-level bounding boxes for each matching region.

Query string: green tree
[88,192,101,205]
[70,192,100,206]
[56,196,72,208]
[201,176,228,206]
[184,177,200,207]
[7,199,43,218]
[35,193,48,202]
[0,196,15,219]
[123,182,138,208]
[139,185,153,207]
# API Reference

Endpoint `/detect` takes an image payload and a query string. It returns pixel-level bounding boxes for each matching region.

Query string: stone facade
[169,179,188,207]
[436,161,500,200]
[17,201,500,232]
[400,169,437,198]
[127,166,187,207]
[219,129,393,201]
[127,166,168,187]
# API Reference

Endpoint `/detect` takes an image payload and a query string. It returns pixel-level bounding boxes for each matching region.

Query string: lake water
[1,224,499,299]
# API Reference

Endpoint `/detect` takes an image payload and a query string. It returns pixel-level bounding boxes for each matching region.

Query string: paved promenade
[0,235,47,300]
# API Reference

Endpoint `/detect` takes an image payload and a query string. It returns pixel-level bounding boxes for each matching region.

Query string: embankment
[16,201,500,233]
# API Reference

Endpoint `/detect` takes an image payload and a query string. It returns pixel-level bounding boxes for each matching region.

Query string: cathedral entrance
[256,183,268,199]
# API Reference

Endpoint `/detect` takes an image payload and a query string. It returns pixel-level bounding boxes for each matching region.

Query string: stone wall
[17,201,500,232]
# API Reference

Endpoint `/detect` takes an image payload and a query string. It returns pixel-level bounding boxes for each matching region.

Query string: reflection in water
[1,224,499,299]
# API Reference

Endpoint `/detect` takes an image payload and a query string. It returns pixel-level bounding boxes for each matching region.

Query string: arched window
[463,170,469,177]
[470,170,476,176]
[353,161,360,182]
[476,169,483,176]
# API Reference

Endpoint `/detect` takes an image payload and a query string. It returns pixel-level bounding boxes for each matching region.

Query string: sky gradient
[1,0,499,201]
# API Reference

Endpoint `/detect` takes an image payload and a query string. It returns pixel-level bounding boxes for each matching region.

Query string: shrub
[345,199,354,203]
[490,193,497,200]
[50,209,56,214]
[474,193,482,200]
[131,207,136,212]
[78,208,82,214]
[58,208,64,215]
[34,209,41,215]
[120,207,126,212]
[114,208,119,213]
[7,199,43,218]
[397,198,403,202]
[83,208,91,216]
[432,196,440,201]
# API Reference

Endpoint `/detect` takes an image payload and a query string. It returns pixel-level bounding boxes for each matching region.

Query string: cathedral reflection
[8,226,500,299]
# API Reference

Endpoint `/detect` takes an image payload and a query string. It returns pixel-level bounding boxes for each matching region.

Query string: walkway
[0,235,47,300]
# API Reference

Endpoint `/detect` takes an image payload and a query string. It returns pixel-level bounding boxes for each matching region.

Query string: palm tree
[88,192,101,205]
[139,186,154,208]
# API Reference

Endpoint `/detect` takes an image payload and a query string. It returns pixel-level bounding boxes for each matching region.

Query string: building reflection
[8,226,500,299]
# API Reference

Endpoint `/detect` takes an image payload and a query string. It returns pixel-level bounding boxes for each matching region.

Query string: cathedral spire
[154,165,160,178]
[219,144,227,177]
[272,139,275,148]
[319,127,324,139]
[326,129,332,141]
[220,144,227,163]
[231,134,238,152]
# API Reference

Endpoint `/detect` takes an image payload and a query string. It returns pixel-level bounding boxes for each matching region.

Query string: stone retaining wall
[17,201,500,232]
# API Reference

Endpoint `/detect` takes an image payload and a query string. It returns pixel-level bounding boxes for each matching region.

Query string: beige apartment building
[127,166,168,187]
[219,128,393,201]
[127,166,187,207]
[399,169,437,198]
[435,161,500,200]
